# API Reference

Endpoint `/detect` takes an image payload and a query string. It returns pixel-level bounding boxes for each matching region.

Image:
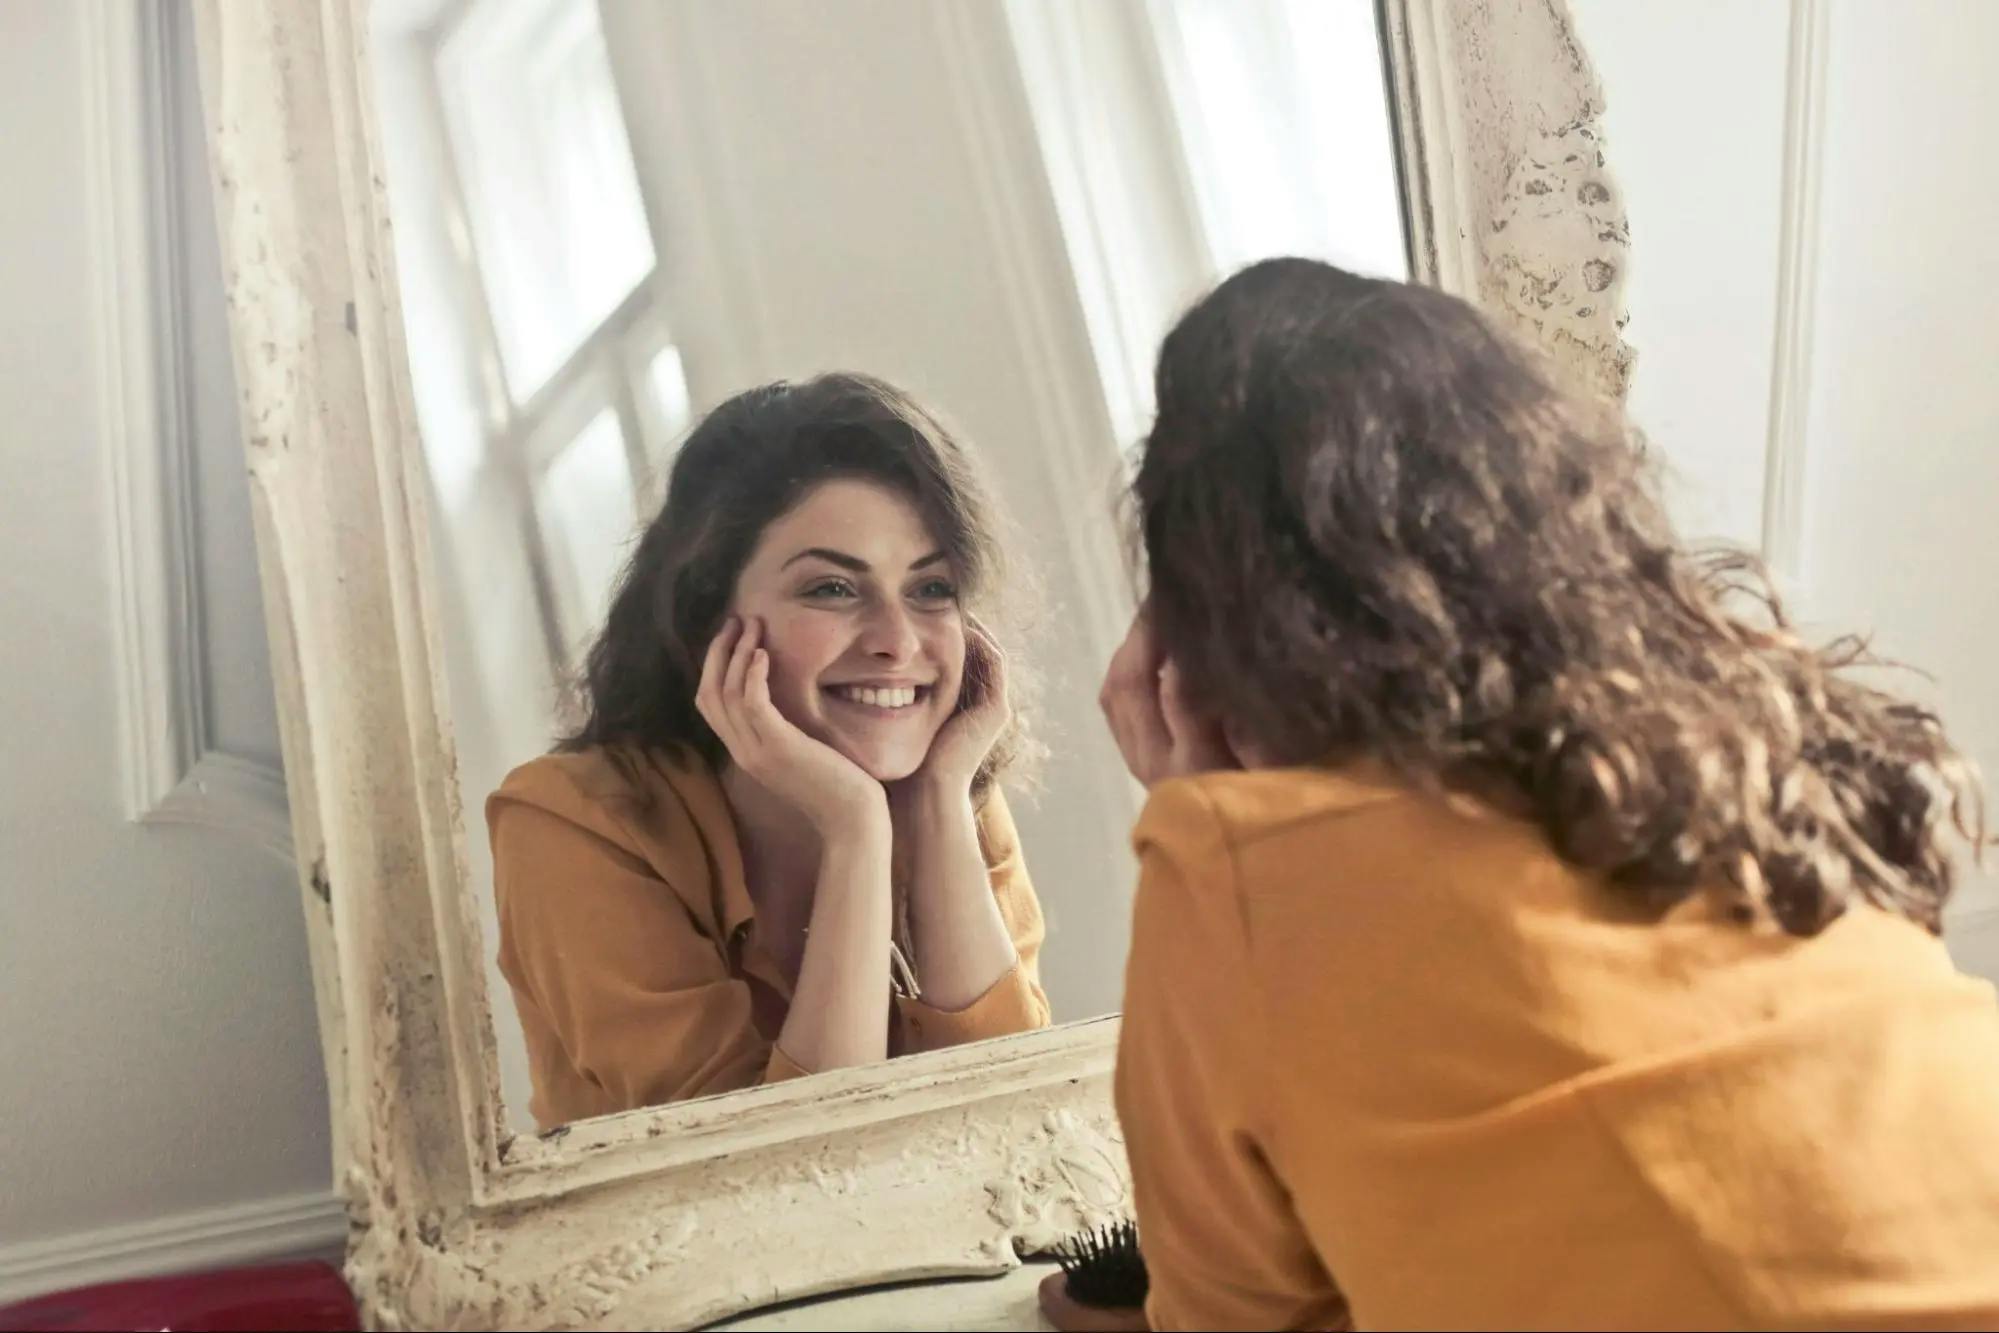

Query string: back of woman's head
[1137,256,1982,934]
[563,371,1031,793]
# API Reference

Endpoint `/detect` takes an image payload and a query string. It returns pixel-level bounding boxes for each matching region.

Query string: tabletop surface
[706,1261,1059,1332]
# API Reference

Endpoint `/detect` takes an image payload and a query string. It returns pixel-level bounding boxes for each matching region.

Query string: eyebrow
[781,547,949,574]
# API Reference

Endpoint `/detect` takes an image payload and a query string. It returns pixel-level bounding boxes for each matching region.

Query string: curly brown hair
[561,372,1037,801]
[1135,257,1983,935]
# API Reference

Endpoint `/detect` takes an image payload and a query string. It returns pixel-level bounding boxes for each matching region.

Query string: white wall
[1570,0,1792,551]
[1572,0,1999,976]
[0,2,335,1304]
[1800,0,1999,947]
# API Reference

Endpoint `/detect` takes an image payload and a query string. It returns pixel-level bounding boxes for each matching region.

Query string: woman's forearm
[895,779,1018,1011]
[776,815,895,1074]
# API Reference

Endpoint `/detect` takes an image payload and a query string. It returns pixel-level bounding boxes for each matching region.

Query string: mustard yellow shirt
[489,745,1050,1130]
[1117,762,1999,1331]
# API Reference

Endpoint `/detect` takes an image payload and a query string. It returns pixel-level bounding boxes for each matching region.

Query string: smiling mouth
[825,684,931,712]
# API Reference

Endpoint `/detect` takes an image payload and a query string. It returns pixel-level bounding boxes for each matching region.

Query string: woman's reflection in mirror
[489,373,1050,1131]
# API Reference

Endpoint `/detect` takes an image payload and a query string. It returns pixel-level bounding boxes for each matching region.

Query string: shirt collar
[651,746,759,945]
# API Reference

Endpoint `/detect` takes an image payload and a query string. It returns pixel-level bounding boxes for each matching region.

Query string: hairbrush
[1053,1218,1148,1311]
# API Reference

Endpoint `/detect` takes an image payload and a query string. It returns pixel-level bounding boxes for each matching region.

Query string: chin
[818,728,936,785]
[805,705,949,785]
[843,748,926,784]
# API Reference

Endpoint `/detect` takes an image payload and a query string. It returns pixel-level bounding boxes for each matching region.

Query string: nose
[857,598,921,663]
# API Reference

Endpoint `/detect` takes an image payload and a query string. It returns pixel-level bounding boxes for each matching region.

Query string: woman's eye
[803,579,858,601]
[911,579,959,605]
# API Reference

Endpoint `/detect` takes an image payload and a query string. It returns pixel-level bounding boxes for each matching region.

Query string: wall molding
[83,0,291,862]
[0,1189,346,1305]
[148,751,298,862]
[1761,0,1829,589]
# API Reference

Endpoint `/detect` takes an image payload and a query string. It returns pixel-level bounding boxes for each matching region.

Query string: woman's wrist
[892,767,977,817]
[811,782,893,842]
[890,778,984,901]
[890,779,981,860]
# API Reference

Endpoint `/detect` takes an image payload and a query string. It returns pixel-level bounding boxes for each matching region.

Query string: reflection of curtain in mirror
[1148,0,1408,282]
[1006,0,1406,450]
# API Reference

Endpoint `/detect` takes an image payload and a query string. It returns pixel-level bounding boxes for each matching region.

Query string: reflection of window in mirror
[373,0,705,1133]
[528,407,634,649]
[637,343,695,489]
[434,0,655,400]
[375,0,694,676]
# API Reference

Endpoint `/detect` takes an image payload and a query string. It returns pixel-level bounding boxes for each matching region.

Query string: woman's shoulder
[1130,760,1572,927]
[972,782,1024,866]
[1135,760,1415,856]
[489,744,721,844]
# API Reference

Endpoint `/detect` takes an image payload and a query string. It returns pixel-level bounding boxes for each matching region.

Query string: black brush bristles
[1054,1218,1149,1310]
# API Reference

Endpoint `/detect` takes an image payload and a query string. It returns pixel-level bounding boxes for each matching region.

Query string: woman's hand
[1098,606,1241,788]
[697,616,888,833]
[902,616,1010,798]
[886,618,1022,1011]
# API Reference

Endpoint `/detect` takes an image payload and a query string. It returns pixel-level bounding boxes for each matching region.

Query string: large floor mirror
[366,0,1408,1135]
[193,0,1628,1322]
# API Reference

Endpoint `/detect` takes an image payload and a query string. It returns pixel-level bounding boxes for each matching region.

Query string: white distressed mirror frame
[190,0,1631,1326]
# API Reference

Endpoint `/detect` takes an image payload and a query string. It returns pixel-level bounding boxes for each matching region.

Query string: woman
[1094,259,1999,1329]
[489,373,1050,1131]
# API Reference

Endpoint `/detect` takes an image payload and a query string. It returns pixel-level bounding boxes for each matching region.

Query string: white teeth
[835,685,919,709]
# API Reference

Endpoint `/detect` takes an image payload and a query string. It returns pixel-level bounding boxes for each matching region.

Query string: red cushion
[0,1260,358,1332]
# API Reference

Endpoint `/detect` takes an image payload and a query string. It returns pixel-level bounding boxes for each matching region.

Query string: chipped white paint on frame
[1384,0,1636,403]
[188,0,1634,1326]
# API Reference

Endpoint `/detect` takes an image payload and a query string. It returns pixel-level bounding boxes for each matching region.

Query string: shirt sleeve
[490,795,797,1124]
[895,786,1053,1050]
[1115,779,1351,1332]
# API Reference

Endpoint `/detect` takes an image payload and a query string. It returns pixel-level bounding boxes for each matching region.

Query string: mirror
[197,0,1631,1316]
[366,0,1409,1133]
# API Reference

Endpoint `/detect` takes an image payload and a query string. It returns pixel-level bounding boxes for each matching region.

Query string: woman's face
[729,478,966,782]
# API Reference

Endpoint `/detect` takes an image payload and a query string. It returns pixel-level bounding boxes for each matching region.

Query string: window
[435,0,655,400]
[531,408,638,647]
[389,0,693,668]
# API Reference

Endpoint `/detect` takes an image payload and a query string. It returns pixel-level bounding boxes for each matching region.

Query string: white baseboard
[0,1189,346,1306]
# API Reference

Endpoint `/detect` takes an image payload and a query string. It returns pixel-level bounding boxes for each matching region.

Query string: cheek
[929,622,968,703]
[759,613,847,703]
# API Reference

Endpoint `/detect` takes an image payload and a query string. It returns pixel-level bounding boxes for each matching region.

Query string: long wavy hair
[561,371,1034,800]
[1135,257,1982,935]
